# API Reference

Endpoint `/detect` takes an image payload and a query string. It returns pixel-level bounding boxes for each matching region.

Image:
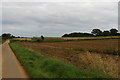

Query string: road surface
[0,44,2,79]
[2,40,29,78]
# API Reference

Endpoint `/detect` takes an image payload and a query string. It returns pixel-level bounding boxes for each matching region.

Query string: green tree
[91,29,102,36]
[110,29,118,36]
[41,35,44,41]
[102,31,110,36]
[2,33,12,40]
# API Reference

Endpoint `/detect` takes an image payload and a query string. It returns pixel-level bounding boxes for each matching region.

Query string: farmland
[12,36,120,42]
[10,38,120,78]
[10,43,111,78]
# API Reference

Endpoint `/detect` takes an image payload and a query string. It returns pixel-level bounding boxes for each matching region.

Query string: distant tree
[11,35,16,38]
[62,32,94,37]
[102,30,110,36]
[41,35,44,41]
[62,34,69,37]
[2,33,12,40]
[116,33,120,36]
[18,36,20,38]
[91,29,102,36]
[110,29,118,36]
[62,28,120,37]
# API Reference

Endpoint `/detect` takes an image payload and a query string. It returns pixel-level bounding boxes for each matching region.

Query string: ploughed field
[15,39,119,78]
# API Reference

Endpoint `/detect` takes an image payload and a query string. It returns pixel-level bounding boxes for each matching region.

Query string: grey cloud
[2,2,118,37]
[2,20,24,25]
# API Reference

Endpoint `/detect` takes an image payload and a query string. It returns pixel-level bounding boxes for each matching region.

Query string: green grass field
[9,43,111,78]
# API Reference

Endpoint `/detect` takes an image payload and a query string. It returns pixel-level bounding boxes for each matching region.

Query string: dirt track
[2,40,29,78]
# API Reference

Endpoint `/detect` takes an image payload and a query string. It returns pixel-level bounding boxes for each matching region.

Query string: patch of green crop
[9,43,111,78]
[73,48,84,52]
[87,48,120,56]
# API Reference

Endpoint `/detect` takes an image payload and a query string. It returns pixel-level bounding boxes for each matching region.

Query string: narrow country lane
[0,44,2,79]
[2,40,29,78]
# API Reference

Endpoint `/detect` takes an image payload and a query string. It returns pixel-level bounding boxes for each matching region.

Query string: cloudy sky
[1,0,118,37]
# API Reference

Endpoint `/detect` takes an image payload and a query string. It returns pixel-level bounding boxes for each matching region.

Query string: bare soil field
[35,39,119,52]
[16,39,119,78]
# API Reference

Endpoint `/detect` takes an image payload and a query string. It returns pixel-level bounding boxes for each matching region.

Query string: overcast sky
[1,0,118,37]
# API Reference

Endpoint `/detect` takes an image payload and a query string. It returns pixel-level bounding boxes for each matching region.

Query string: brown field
[16,39,119,78]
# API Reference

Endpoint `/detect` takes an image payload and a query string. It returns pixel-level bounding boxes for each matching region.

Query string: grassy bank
[9,43,111,78]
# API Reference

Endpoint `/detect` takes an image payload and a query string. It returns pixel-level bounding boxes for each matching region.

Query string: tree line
[62,28,120,37]
[1,28,120,39]
[0,33,15,40]
[0,33,45,41]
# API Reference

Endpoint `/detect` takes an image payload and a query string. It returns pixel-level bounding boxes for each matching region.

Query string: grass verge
[9,43,111,78]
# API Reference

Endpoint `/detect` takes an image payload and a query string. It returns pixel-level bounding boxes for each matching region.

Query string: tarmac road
[0,44,2,79]
[2,40,29,78]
